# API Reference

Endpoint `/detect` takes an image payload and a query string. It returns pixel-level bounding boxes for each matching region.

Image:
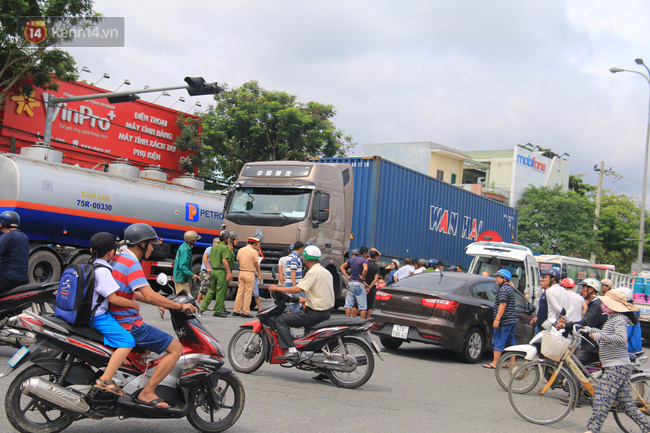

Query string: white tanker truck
[0,145,225,289]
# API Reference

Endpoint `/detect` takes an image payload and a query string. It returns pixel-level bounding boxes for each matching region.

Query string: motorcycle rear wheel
[187,371,245,433]
[5,364,74,433]
[495,351,530,391]
[328,337,375,389]
[227,328,265,373]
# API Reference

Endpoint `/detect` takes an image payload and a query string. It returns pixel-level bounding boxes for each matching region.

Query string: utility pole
[591,161,605,262]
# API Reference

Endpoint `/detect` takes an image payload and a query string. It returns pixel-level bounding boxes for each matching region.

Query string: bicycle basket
[541,331,570,362]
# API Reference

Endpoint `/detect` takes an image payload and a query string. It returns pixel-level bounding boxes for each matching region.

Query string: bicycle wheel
[496,351,533,391]
[613,374,650,433]
[508,360,577,425]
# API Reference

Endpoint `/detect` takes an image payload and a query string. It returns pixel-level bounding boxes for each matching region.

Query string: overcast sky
[64,0,650,203]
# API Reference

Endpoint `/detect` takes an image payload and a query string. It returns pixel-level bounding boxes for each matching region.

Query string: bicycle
[507,327,650,431]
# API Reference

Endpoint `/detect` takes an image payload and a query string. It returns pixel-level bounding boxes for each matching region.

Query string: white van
[466,242,541,305]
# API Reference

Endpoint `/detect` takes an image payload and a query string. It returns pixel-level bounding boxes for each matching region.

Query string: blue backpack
[55,263,109,326]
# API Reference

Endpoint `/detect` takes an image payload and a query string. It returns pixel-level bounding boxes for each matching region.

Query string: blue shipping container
[317,156,518,268]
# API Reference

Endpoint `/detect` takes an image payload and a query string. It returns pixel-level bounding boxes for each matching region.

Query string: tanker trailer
[0,151,225,286]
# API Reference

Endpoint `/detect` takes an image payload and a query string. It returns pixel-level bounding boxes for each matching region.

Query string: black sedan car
[371,272,536,363]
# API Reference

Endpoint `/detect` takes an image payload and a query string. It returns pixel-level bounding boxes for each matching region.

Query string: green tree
[176,80,353,184]
[597,193,648,273]
[517,186,601,258]
[568,174,596,197]
[0,0,98,100]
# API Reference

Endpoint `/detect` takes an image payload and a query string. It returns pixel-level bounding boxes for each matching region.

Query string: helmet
[0,211,20,229]
[219,230,230,241]
[496,269,512,280]
[303,245,322,260]
[350,248,360,256]
[229,231,239,240]
[580,277,602,294]
[560,278,575,288]
[428,258,438,268]
[542,268,561,282]
[123,223,162,245]
[184,230,201,242]
[615,287,634,302]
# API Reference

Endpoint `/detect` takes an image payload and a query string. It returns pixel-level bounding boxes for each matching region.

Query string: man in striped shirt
[483,269,517,369]
[110,223,197,409]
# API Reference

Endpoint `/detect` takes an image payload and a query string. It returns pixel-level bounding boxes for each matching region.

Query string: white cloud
[64,0,650,201]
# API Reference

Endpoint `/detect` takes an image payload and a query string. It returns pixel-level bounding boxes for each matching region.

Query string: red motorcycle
[3,277,244,433]
[0,281,57,349]
[227,290,381,389]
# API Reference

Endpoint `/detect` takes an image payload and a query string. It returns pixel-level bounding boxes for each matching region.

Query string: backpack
[54,263,109,326]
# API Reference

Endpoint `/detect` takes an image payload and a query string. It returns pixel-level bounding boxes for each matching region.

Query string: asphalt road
[0,300,640,433]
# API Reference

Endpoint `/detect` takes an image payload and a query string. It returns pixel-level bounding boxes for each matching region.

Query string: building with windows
[464,145,570,206]
[362,141,570,207]
[362,141,471,184]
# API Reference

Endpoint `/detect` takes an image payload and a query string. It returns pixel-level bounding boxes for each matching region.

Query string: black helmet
[0,211,20,229]
[123,223,162,245]
[542,268,561,282]
[219,230,230,242]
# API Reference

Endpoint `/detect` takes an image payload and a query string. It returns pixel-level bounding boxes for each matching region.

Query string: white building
[362,141,571,207]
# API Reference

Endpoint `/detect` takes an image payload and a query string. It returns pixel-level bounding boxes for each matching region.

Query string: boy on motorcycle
[110,223,197,408]
[88,232,138,396]
[269,245,334,361]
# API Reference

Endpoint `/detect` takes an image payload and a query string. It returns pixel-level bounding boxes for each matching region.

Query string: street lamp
[114,79,131,92]
[169,96,185,109]
[188,101,202,113]
[94,72,110,86]
[610,59,650,271]
[152,91,171,104]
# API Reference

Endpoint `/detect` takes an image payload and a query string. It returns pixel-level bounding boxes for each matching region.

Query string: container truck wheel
[29,250,61,284]
[70,253,92,265]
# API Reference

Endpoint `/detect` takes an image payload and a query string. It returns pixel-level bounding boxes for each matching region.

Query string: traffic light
[107,94,140,103]
[184,77,224,96]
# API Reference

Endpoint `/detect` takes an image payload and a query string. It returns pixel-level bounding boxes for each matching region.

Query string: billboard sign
[1,79,198,175]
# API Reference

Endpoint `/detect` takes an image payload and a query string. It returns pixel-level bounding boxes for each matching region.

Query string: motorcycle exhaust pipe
[0,327,36,346]
[21,377,90,413]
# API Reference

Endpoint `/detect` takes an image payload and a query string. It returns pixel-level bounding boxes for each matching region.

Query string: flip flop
[483,364,496,369]
[94,379,125,396]
[134,397,169,408]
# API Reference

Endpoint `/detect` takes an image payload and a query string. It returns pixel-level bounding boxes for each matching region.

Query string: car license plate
[391,324,409,339]
[7,346,29,367]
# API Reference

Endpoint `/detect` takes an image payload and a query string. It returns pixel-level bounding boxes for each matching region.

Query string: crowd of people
[5,208,650,430]
[483,265,648,433]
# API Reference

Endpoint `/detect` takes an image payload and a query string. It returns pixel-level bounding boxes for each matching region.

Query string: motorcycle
[0,281,57,348]
[495,323,648,391]
[227,290,382,389]
[3,274,244,433]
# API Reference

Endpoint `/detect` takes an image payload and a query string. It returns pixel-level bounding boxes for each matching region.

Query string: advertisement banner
[1,79,198,175]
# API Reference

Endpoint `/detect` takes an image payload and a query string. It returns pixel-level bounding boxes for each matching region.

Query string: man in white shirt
[561,277,586,322]
[393,257,415,282]
[413,259,427,274]
[541,268,569,326]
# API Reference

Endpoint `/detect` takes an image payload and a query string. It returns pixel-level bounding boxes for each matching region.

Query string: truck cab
[466,241,541,305]
[223,161,353,305]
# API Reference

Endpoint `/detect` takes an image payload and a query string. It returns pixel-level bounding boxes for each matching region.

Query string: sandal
[94,379,125,396]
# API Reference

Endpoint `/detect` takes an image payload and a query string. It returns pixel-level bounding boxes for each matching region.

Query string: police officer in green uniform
[201,230,233,317]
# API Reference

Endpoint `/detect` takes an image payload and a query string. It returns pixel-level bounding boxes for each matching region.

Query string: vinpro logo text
[185,203,224,222]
